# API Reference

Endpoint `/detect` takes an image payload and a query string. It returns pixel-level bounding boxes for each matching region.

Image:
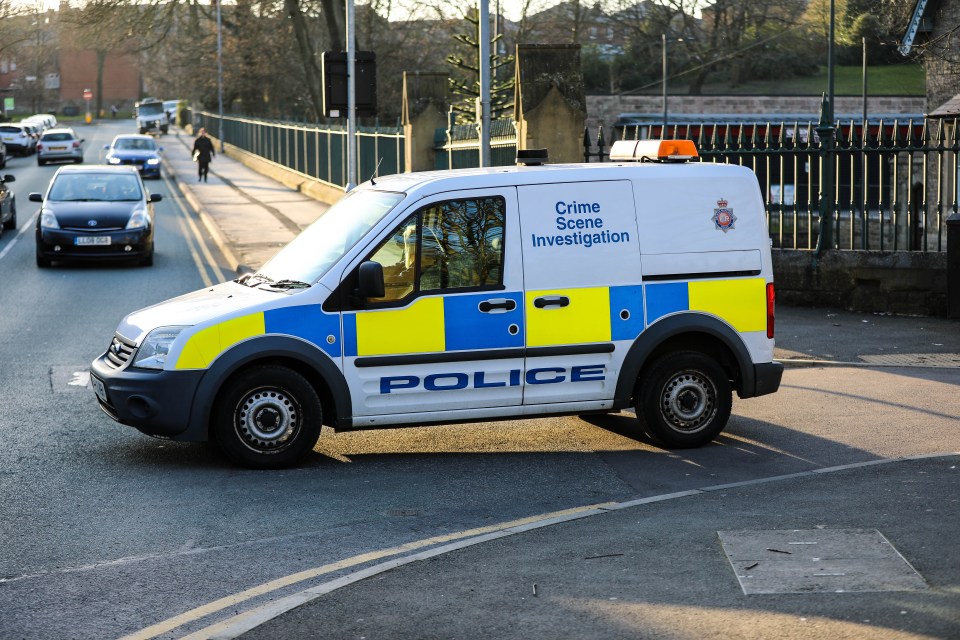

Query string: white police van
[90,140,783,468]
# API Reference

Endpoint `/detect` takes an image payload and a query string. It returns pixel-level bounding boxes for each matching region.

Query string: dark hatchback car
[104,134,163,179]
[32,165,161,267]
[0,173,15,239]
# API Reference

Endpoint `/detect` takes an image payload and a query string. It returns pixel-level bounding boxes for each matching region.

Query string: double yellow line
[162,172,226,287]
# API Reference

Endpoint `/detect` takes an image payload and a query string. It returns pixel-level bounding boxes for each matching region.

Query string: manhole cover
[718,529,927,595]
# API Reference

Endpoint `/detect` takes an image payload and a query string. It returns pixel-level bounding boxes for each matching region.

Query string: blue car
[103,134,163,179]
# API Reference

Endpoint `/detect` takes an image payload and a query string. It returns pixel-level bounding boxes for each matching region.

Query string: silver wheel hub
[661,371,716,433]
[236,389,299,450]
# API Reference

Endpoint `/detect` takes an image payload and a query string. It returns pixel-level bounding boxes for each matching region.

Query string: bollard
[949,212,960,318]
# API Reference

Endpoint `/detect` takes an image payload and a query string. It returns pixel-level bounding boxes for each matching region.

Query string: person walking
[192,128,215,182]
[110,104,118,119]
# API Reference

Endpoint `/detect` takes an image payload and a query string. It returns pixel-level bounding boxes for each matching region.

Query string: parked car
[0,124,37,156]
[103,134,163,179]
[0,141,6,169]
[37,128,85,166]
[162,100,180,127]
[32,165,160,267]
[0,173,15,239]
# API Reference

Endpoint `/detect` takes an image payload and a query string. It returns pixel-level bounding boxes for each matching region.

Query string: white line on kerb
[120,452,960,640]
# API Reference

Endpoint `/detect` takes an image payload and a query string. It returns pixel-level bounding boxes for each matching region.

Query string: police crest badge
[712,198,736,232]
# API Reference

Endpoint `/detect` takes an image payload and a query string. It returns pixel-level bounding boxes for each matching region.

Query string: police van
[90,140,783,468]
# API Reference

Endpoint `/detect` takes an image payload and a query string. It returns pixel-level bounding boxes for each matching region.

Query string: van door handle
[479,298,517,313]
[534,296,570,309]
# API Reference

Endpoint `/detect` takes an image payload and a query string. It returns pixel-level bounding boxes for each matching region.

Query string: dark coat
[193,136,215,163]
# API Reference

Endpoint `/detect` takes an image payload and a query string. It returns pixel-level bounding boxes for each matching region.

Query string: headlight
[126,208,150,230]
[106,156,121,164]
[132,326,186,370]
[146,158,160,165]
[39,209,59,229]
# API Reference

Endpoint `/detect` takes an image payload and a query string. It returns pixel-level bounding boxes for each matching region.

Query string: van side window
[365,196,505,304]
[420,196,505,291]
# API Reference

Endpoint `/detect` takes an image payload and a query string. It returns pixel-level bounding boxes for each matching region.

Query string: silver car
[37,128,85,166]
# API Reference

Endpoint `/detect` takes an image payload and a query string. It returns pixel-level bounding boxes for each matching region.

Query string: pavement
[159,129,960,639]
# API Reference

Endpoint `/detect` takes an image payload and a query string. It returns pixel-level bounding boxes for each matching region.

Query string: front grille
[105,333,137,369]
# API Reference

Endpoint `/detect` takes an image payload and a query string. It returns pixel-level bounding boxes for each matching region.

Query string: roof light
[609,139,699,163]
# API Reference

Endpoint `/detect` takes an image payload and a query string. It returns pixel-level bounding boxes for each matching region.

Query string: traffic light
[322,51,377,118]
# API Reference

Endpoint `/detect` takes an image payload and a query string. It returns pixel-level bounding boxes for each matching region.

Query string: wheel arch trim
[614,312,755,405]
[181,335,352,441]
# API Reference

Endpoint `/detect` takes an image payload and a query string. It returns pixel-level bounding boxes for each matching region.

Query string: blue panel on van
[609,285,645,340]
[644,282,689,324]
[444,292,524,351]
[342,313,358,357]
[264,305,341,358]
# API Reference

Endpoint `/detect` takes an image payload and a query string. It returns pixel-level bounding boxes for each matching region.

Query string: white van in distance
[90,140,783,468]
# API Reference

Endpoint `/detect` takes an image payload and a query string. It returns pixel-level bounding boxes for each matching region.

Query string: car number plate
[91,375,107,402]
[76,236,111,246]
[50,146,66,151]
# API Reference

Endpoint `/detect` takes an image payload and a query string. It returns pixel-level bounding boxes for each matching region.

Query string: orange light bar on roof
[609,139,699,162]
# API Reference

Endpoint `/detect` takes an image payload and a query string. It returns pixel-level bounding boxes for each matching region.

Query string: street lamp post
[816,0,837,255]
[216,0,224,153]
[662,33,667,139]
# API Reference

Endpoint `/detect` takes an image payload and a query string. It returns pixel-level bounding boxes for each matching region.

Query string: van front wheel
[636,351,731,448]
[213,365,322,469]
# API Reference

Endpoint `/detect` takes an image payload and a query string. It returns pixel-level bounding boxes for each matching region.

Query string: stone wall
[925,0,960,111]
[773,250,948,316]
[585,95,927,139]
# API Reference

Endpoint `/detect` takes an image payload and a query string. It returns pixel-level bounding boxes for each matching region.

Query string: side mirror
[357,261,385,299]
[103,144,109,150]
[149,193,162,203]
[29,192,43,202]
[2,174,14,183]
[158,147,164,152]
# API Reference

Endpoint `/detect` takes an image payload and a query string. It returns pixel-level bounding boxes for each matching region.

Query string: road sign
[83,89,92,100]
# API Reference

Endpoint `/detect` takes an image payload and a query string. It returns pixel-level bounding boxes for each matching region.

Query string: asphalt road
[0,121,957,640]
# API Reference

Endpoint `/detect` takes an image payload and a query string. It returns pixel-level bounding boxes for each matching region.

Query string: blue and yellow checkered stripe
[172,278,766,369]
[644,278,767,332]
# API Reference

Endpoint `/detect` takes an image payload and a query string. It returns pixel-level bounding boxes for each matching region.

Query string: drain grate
[718,529,927,595]
[858,353,960,367]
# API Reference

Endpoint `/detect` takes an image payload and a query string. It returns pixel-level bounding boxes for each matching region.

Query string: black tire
[212,365,322,469]
[139,251,154,267]
[36,254,51,267]
[635,351,732,448]
[3,199,16,230]
[37,159,45,166]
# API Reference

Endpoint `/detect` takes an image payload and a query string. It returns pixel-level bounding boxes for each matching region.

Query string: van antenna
[369,157,384,185]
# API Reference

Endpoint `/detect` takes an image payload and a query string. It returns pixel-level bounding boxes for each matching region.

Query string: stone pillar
[402,72,448,173]
[948,212,960,318]
[514,44,586,164]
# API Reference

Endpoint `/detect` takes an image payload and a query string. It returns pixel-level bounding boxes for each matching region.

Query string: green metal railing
[193,111,404,190]
[603,117,959,252]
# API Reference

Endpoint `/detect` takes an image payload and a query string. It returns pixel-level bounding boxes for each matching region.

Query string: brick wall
[58,49,140,108]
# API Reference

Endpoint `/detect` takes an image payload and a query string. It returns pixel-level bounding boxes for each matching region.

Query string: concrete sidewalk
[164,128,331,272]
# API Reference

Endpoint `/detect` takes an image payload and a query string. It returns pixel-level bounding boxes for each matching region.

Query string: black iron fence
[192,110,404,189]
[587,117,958,253]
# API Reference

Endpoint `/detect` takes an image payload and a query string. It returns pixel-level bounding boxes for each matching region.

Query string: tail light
[766,283,776,339]
[37,143,43,151]
[72,141,81,148]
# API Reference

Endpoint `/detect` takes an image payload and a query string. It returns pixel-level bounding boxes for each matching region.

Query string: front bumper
[90,353,205,439]
[37,227,153,261]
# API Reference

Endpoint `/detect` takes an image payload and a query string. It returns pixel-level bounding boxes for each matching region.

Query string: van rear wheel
[212,365,322,469]
[636,351,731,448]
